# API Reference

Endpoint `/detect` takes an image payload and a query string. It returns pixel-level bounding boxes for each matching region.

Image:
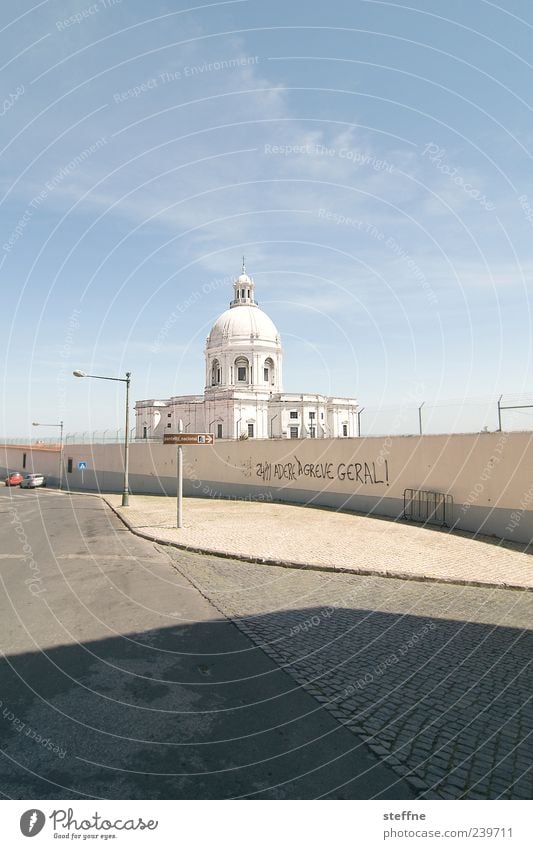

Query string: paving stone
[165,546,533,800]
[110,494,533,590]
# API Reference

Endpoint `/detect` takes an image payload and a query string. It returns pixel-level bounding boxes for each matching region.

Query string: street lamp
[73,370,131,507]
[32,420,64,490]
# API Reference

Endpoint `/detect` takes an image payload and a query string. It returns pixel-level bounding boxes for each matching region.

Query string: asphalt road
[0,489,413,799]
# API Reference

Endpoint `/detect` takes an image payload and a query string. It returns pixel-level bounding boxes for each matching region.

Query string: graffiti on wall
[254,455,390,486]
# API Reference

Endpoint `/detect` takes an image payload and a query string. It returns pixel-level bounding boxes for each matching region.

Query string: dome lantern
[231,256,257,308]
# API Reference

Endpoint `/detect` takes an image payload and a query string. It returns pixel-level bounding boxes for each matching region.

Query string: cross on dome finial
[242,255,246,274]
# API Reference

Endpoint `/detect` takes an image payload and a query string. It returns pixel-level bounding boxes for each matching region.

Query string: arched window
[235,356,249,383]
[211,359,221,386]
[263,357,275,384]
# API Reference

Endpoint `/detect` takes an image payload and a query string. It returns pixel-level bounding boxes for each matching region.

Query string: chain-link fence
[3,396,533,444]
[359,395,533,437]
[1,430,137,446]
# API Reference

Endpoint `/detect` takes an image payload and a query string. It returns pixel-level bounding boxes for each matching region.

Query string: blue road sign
[78,462,87,470]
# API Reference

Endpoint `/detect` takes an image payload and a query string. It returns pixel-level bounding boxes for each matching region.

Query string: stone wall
[2,430,532,544]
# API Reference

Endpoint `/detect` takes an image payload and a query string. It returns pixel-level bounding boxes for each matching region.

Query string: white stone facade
[135,263,358,440]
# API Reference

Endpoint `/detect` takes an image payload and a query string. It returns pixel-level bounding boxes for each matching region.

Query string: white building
[135,262,358,440]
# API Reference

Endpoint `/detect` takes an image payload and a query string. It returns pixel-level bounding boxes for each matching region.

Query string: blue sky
[2,0,533,437]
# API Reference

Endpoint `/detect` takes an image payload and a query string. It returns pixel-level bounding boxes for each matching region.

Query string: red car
[5,471,23,487]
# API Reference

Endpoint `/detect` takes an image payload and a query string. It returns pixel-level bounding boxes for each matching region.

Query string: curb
[98,495,533,593]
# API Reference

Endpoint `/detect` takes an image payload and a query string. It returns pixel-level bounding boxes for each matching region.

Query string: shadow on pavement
[1,597,531,800]
[0,608,415,800]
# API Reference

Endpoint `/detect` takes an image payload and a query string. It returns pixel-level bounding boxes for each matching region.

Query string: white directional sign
[163,433,215,445]
[78,461,87,470]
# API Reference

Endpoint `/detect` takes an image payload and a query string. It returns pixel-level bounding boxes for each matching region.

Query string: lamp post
[32,420,64,490]
[73,370,131,507]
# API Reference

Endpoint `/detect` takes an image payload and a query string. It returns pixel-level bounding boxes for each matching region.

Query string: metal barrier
[403,488,453,527]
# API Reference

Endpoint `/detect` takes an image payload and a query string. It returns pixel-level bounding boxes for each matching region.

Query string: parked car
[5,471,23,486]
[20,473,47,489]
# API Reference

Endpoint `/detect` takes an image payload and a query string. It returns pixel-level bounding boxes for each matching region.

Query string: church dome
[206,258,281,349]
[204,259,283,395]
[207,304,280,348]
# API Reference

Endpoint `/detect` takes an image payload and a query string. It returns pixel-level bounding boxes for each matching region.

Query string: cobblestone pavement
[165,550,533,800]
[106,494,533,590]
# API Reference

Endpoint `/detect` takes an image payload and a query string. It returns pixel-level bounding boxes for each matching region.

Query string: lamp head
[73,370,87,377]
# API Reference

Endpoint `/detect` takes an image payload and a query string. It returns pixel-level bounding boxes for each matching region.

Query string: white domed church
[135,262,358,440]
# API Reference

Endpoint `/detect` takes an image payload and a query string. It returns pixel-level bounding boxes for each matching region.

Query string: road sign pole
[177,419,183,529]
[177,446,183,528]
